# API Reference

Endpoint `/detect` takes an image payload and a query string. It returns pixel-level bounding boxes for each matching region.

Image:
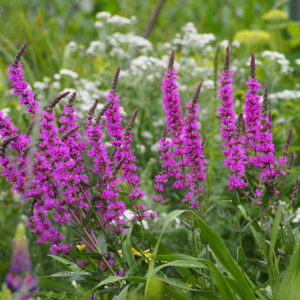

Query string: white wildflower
[96,11,111,19]
[151,143,159,152]
[1,108,10,117]
[51,82,61,89]
[107,15,131,25]
[54,74,61,80]
[232,40,240,48]
[136,144,146,153]
[220,40,229,48]
[86,41,105,55]
[59,69,79,79]
[269,90,300,101]
[202,80,214,89]
[293,207,300,223]
[94,21,103,28]
[33,81,48,90]
[141,131,153,140]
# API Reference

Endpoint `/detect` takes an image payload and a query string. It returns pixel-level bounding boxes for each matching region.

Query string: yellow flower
[77,244,86,251]
[234,30,271,51]
[118,248,168,263]
[262,9,288,23]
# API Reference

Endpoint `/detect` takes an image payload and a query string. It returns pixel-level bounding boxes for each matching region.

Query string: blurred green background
[1,0,300,292]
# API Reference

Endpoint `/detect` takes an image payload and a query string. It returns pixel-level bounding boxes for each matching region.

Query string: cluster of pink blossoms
[218,47,292,204]
[154,51,207,209]
[0,43,155,272]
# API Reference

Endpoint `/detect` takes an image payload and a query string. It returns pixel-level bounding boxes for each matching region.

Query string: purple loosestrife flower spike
[256,83,277,186]
[5,223,38,296]
[244,53,263,166]
[59,93,91,209]
[105,71,152,223]
[182,82,207,208]
[218,47,247,190]
[152,125,170,204]
[8,44,39,116]
[161,50,185,190]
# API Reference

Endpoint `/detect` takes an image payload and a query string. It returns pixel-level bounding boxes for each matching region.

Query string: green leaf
[83,276,146,298]
[47,271,89,279]
[152,259,207,275]
[238,205,250,221]
[122,225,137,273]
[48,255,80,272]
[144,210,186,296]
[153,254,235,299]
[277,245,300,300]
[205,261,235,300]
[287,21,300,41]
[286,225,295,255]
[269,206,281,259]
[188,210,256,300]
[116,284,131,300]
[96,231,107,254]
[250,225,263,250]
[162,283,193,300]
[237,247,247,266]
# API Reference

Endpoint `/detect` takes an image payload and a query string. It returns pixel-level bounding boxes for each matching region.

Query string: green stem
[83,228,117,277]
[260,208,274,294]
[236,205,243,250]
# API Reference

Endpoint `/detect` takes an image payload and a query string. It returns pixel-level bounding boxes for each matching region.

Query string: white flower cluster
[96,11,133,26]
[86,41,106,55]
[124,56,165,79]
[110,33,152,52]
[220,40,240,48]
[293,207,300,223]
[269,89,300,101]
[170,23,215,54]
[59,69,79,79]
[261,51,293,74]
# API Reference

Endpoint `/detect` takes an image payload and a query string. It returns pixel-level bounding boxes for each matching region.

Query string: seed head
[262,81,269,114]
[250,52,256,78]
[288,151,295,170]
[13,42,28,66]
[284,128,293,155]
[125,108,139,137]
[0,136,18,157]
[47,91,70,111]
[112,68,120,91]
[87,99,99,121]
[168,49,175,70]
[192,82,202,107]
[224,46,230,74]
[94,98,115,124]
[67,92,77,108]
[291,177,299,202]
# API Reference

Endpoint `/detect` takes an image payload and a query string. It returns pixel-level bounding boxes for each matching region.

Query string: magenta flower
[154,50,207,208]
[218,47,247,191]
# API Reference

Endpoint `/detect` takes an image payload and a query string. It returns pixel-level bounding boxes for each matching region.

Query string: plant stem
[260,208,274,294]
[83,228,117,277]
[235,205,243,250]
